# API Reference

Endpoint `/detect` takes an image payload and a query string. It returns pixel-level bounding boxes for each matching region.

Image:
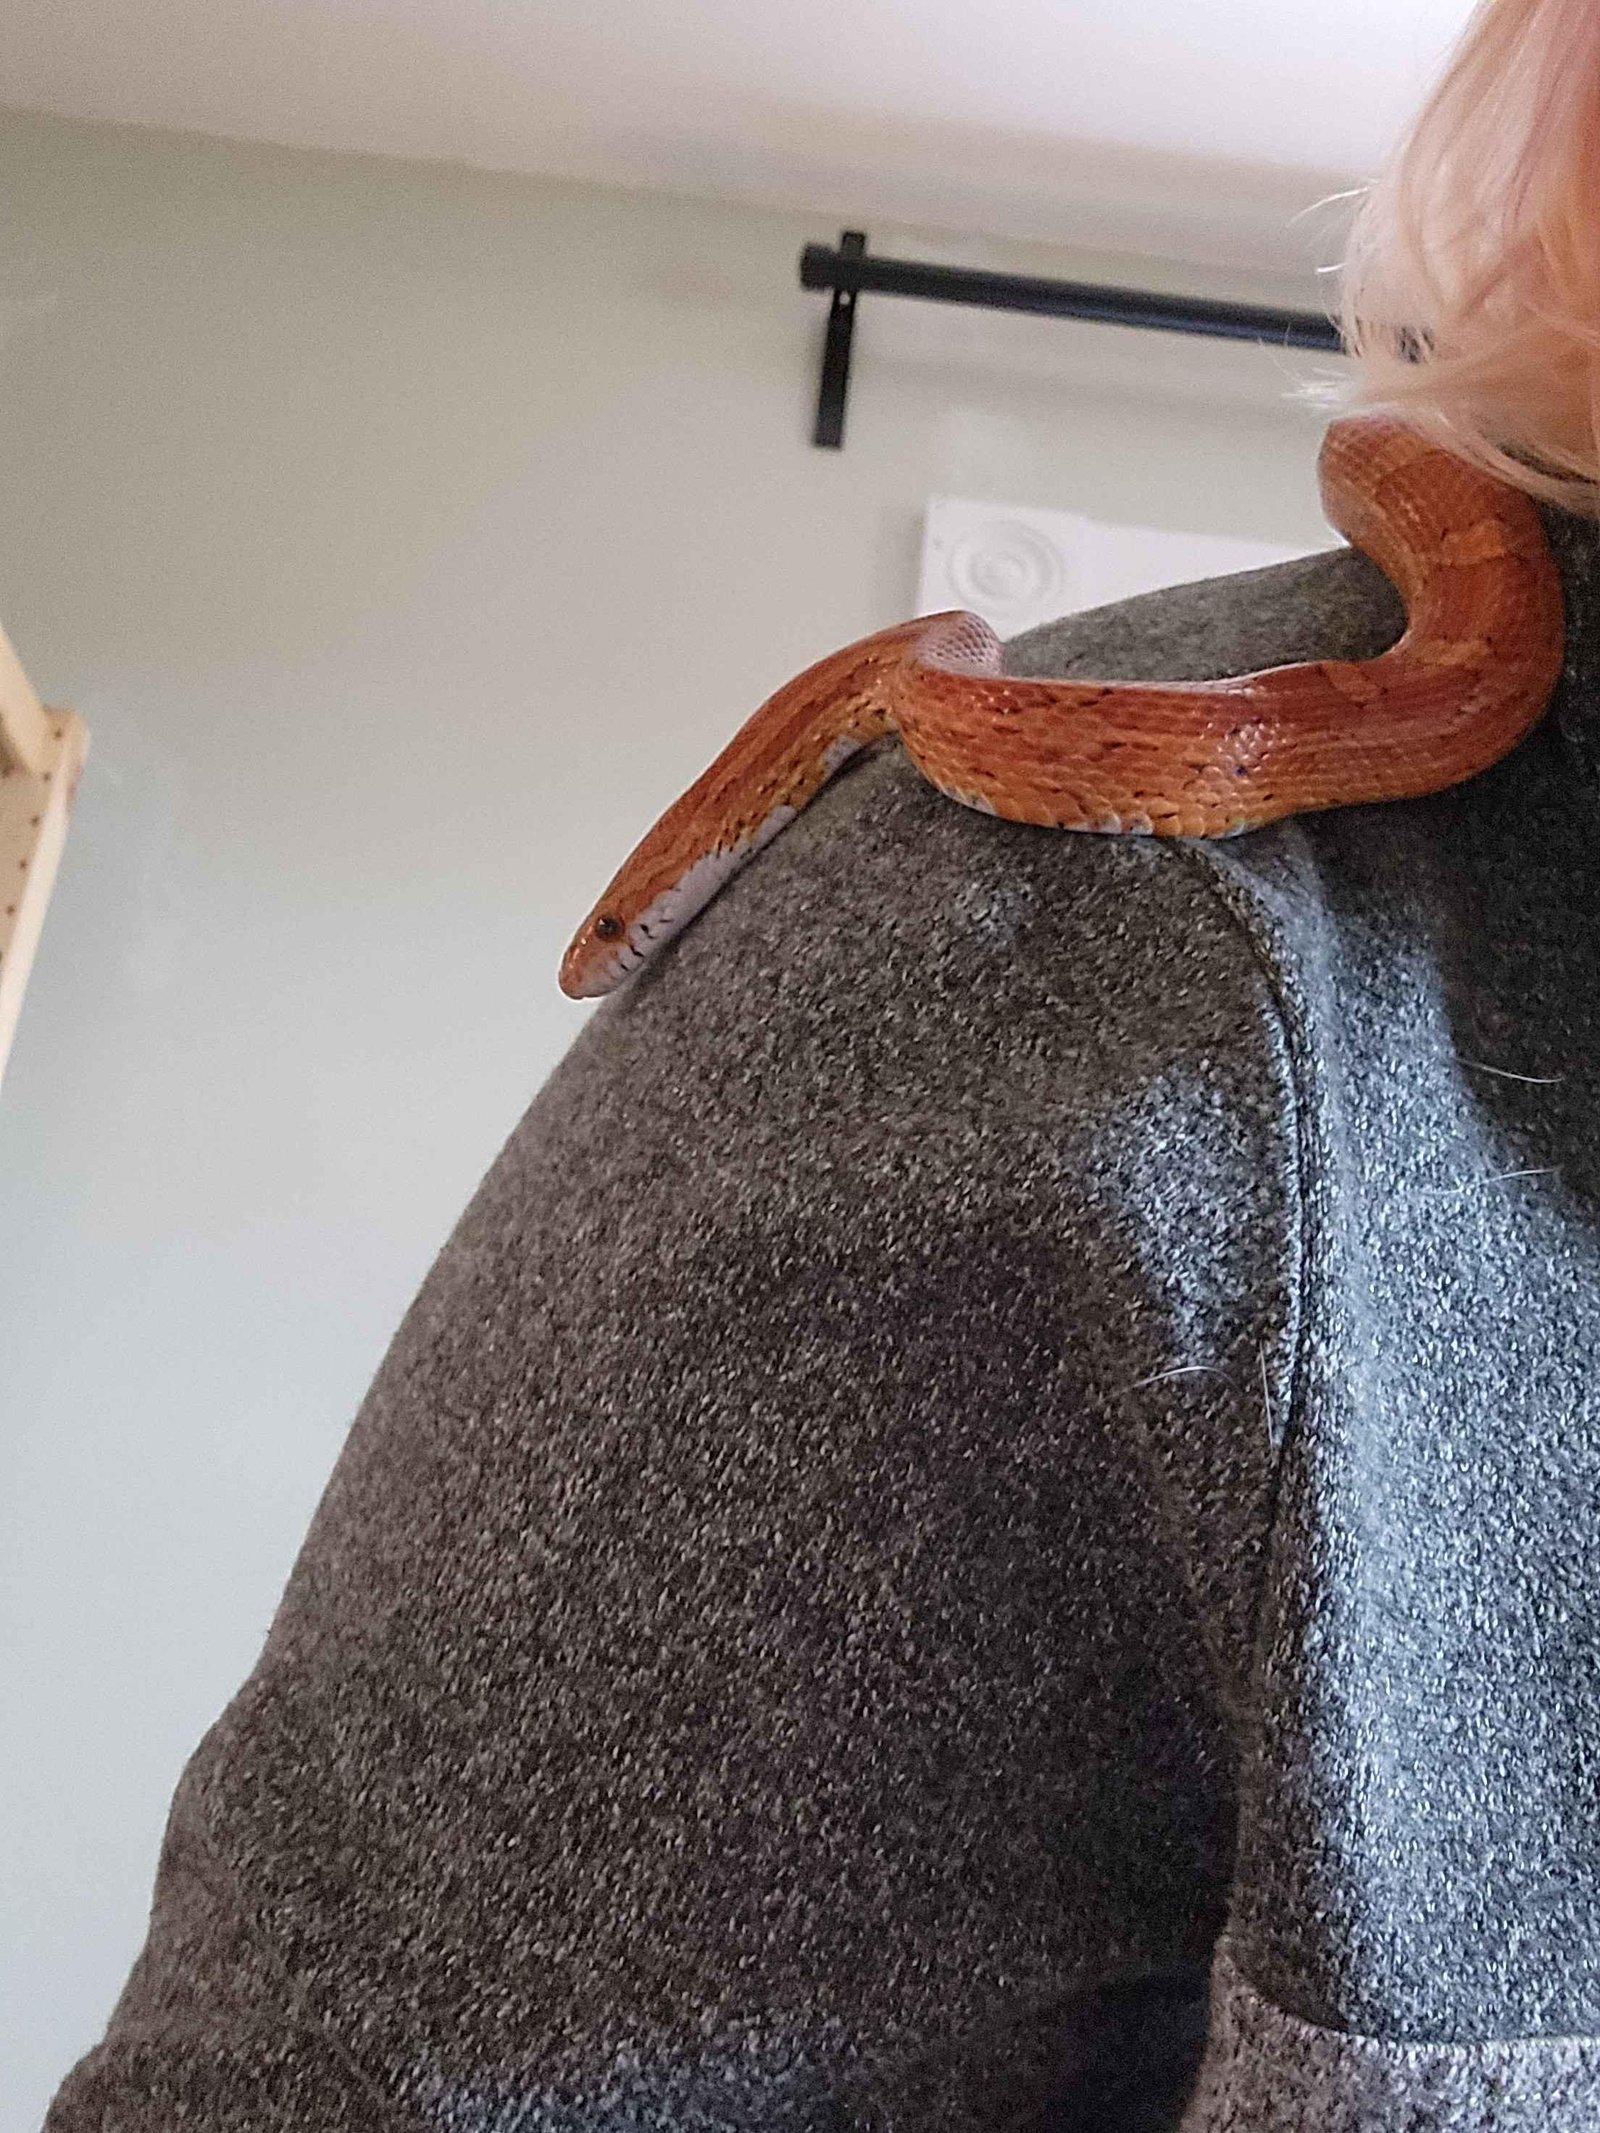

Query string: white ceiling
[3,0,1480,272]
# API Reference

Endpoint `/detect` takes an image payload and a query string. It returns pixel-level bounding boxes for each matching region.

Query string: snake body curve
[560,414,1564,999]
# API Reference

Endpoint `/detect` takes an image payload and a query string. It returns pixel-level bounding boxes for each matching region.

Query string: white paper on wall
[917,494,1319,640]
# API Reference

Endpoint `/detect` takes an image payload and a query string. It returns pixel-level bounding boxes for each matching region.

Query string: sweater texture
[44,515,1600,2131]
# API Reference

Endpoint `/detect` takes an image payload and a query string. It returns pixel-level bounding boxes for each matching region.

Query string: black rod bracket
[812,230,866,449]
[800,230,1343,449]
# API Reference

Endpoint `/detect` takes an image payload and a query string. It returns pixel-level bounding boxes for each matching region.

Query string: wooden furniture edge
[0,691,89,1095]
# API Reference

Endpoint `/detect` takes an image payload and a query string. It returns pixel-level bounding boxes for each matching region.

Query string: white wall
[0,106,1343,2129]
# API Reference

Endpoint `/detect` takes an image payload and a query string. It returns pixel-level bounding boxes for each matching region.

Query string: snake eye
[595,913,623,940]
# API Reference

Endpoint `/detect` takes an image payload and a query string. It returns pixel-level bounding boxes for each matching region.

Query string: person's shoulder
[1002,543,1403,686]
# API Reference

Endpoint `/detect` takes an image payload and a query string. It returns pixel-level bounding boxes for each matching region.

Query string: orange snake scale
[560,414,1564,999]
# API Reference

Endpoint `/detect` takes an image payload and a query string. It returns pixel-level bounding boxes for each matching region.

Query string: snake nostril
[595,914,623,939]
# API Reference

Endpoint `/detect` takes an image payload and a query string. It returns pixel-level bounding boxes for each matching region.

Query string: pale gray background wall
[0,107,1342,2128]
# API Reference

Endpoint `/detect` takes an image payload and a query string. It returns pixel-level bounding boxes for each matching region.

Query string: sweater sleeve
[44,562,1361,2133]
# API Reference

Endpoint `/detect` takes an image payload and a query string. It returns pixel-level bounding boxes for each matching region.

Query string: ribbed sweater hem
[1180,1941,1600,2130]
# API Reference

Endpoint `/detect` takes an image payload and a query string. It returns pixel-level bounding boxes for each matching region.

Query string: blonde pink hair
[1341,0,1600,512]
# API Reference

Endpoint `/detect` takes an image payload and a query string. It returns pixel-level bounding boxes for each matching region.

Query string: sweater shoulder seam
[1169,838,1314,1635]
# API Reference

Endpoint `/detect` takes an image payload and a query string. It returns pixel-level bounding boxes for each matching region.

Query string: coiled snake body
[560,414,1564,998]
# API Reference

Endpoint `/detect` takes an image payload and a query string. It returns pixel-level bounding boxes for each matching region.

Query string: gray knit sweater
[45,515,1600,2132]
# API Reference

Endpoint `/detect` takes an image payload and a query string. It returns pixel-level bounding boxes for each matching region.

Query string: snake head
[559,905,636,999]
[557,612,997,999]
[560,823,789,999]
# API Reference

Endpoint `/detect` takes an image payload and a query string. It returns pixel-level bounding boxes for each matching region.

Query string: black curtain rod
[800,229,1343,448]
